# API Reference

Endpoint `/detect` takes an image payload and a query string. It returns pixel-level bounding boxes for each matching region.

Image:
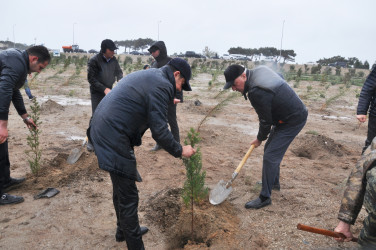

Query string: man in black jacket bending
[356,65,376,154]
[87,39,123,151]
[0,46,50,205]
[148,41,182,151]
[223,64,308,209]
[89,58,196,249]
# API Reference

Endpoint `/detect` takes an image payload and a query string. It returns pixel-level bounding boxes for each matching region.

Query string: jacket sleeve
[357,67,376,115]
[249,88,274,141]
[115,59,123,82]
[87,57,106,93]
[0,68,26,120]
[148,85,182,157]
[337,151,376,224]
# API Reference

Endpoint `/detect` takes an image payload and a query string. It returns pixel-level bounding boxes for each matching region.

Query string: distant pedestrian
[223,64,307,209]
[356,66,376,154]
[148,41,182,151]
[87,39,123,151]
[24,77,34,100]
[0,46,50,205]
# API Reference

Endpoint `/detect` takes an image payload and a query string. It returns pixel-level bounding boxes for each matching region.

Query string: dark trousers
[88,90,105,129]
[110,173,144,250]
[0,140,11,195]
[362,115,376,154]
[260,115,307,198]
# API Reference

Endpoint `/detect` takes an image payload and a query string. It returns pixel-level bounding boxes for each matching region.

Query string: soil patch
[40,99,65,114]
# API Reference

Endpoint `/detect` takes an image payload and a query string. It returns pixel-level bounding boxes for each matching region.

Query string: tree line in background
[316,55,370,69]
[114,38,155,53]
[227,46,297,63]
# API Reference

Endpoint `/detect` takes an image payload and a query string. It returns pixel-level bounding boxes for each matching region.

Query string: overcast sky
[1,0,375,64]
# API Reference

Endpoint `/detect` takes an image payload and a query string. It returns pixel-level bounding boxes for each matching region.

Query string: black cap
[101,39,118,52]
[148,46,158,53]
[168,58,192,91]
[223,65,245,89]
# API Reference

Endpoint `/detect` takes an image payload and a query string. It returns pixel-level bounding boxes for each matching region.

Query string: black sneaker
[115,226,149,242]
[3,177,26,191]
[0,193,24,205]
[245,197,271,209]
[86,141,94,152]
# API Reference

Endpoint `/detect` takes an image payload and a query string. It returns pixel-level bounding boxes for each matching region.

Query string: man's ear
[29,55,39,63]
[173,71,181,78]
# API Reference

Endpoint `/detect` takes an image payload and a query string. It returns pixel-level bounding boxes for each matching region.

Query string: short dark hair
[26,46,51,63]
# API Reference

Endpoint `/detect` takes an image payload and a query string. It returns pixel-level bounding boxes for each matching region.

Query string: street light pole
[73,23,77,45]
[157,21,162,40]
[13,24,16,48]
[279,20,285,62]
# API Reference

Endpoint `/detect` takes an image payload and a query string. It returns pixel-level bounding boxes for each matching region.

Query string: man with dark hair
[87,39,123,151]
[89,58,195,249]
[0,45,50,205]
[223,64,307,209]
[148,41,182,151]
[356,66,376,154]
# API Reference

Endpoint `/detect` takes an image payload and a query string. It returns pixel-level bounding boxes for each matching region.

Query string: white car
[221,54,232,60]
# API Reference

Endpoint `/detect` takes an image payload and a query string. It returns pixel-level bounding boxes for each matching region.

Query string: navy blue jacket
[90,66,182,181]
[0,49,28,120]
[357,66,376,117]
[245,66,307,141]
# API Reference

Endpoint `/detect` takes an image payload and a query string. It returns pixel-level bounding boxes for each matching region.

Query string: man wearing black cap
[223,64,308,209]
[86,39,123,151]
[148,41,182,151]
[88,58,196,249]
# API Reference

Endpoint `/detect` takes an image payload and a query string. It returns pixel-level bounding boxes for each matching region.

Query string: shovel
[209,144,255,205]
[67,136,88,164]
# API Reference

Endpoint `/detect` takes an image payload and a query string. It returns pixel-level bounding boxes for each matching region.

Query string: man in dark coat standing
[89,58,196,249]
[148,41,182,151]
[86,39,123,151]
[0,46,50,205]
[223,64,308,209]
[356,65,376,154]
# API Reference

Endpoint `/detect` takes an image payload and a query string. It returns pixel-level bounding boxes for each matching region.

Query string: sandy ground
[0,58,369,249]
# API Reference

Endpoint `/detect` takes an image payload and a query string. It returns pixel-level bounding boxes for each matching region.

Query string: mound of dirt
[290,134,350,160]
[140,188,242,249]
[40,99,65,114]
[20,152,104,193]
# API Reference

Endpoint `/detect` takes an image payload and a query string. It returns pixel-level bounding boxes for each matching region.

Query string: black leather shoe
[3,177,26,191]
[0,193,24,205]
[115,226,149,242]
[150,144,162,151]
[245,197,271,209]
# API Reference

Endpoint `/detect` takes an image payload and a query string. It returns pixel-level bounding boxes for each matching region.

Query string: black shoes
[0,193,24,205]
[3,177,26,191]
[86,141,94,152]
[116,226,149,242]
[150,144,162,151]
[245,197,271,209]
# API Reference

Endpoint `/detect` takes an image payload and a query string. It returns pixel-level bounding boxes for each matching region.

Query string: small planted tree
[181,128,208,238]
[25,98,42,174]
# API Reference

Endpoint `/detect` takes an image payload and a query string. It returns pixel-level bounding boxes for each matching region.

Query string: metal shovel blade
[209,180,233,205]
[67,147,84,164]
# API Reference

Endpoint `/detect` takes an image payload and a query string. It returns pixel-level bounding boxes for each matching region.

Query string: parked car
[88,49,98,54]
[129,51,143,55]
[230,54,248,61]
[328,62,347,68]
[184,51,202,58]
[221,54,232,60]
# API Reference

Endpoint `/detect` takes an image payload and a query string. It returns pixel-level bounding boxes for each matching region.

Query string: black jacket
[149,41,183,101]
[357,66,376,117]
[245,66,307,141]
[90,66,182,181]
[87,53,123,94]
[0,49,28,120]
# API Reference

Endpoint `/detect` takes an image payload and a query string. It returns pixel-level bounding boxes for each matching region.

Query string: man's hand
[0,120,8,144]
[21,114,37,129]
[104,88,111,95]
[251,138,262,148]
[182,145,196,158]
[174,98,181,105]
[357,114,367,123]
[334,221,353,242]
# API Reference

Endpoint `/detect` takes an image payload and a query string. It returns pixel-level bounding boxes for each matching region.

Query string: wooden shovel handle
[297,224,358,242]
[234,144,255,174]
